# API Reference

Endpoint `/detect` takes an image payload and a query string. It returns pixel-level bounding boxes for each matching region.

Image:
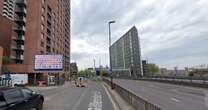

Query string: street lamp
[108,20,115,89]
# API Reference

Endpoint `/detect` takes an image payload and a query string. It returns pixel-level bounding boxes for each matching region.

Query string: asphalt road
[113,79,208,110]
[31,81,115,110]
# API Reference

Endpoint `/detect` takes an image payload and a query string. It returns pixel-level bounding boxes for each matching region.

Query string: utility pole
[93,59,96,71]
[108,20,115,89]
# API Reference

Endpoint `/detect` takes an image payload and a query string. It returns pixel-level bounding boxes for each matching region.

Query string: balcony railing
[16,0,27,6]
[13,26,25,32]
[15,7,27,15]
[15,16,26,24]
[20,55,24,60]
[12,35,25,41]
[11,45,24,51]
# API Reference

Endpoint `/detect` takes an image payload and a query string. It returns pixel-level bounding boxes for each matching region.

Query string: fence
[103,78,161,110]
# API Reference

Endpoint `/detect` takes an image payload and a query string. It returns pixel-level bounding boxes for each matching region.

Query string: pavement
[113,79,208,110]
[29,80,116,110]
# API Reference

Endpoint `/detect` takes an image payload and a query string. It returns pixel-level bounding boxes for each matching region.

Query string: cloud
[71,0,208,69]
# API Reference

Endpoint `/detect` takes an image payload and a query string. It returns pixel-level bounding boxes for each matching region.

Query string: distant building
[142,60,148,76]
[70,63,78,80]
[159,68,188,77]
[110,26,142,78]
[70,63,78,75]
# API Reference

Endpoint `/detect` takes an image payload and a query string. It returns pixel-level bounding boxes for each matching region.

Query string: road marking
[171,97,181,103]
[72,88,88,110]
[204,91,208,108]
[88,91,102,110]
[102,84,119,110]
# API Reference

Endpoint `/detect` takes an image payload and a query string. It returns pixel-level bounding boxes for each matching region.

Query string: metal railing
[103,78,161,110]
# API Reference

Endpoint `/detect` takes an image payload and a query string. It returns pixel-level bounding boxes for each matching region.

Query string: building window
[41,24,44,31]
[40,51,44,54]
[42,0,45,5]
[42,7,45,14]
[41,33,44,39]
[41,41,44,47]
[41,15,45,22]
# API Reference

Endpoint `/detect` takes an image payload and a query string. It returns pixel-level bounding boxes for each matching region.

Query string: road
[113,79,208,110]
[30,80,115,110]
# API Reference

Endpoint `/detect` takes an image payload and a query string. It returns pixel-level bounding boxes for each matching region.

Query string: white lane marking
[72,88,88,110]
[88,91,102,110]
[102,84,119,110]
[171,97,181,103]
[204,91,208,108]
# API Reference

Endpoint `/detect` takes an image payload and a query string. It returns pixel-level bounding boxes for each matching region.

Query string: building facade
[0,47,3,74]
[70,63,78,80]
[142,60,148,76]
[110,26,142,78]
[0,0,71,85]
[1,0,15,20]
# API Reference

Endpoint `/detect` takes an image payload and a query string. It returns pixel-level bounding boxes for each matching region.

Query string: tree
[101,69,108,77]
[147,63,159,76]
[79,69,94,78]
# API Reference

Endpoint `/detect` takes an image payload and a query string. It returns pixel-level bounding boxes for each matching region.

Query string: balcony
[11,45,24,51]
[12,55,24,61]
[16,0,27,7]
[20,55,24,60]
[15,7,26,16]
[15,16,26,25]
[12,35,25,42]
[13,26,25,33]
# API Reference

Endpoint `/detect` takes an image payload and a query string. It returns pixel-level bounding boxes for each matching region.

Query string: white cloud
[71,0,208,69]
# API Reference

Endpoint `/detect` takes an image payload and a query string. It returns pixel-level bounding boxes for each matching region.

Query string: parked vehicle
[76,77,88,87]
[11,74,28,87]
[0,87,44,110]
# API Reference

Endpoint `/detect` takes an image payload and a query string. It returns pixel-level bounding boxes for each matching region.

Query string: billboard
[34,55,63,71]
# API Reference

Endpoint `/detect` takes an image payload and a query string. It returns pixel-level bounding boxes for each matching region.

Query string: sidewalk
[103,82,136,110]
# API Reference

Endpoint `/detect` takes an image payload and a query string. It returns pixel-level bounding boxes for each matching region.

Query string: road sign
[96,69,100,76]
[109,69,112,75]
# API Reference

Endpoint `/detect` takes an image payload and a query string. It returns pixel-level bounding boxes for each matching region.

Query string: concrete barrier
[139,77,208,89]
[103,78,161,110]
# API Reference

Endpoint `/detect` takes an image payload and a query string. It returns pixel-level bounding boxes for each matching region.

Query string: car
[76,77,88,87]
[0,87,44,110]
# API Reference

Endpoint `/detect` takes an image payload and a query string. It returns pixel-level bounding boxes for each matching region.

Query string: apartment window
[41,24,44,31]
[47,5,52,13]
[42,0,45,5]
[40,51,44,54]
[41,33,44,39]
[41,41,44,47]
[41,15,45,22]
[42,7,45,14]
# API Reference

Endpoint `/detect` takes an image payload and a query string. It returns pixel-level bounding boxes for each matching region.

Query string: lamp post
[108,20,115,89]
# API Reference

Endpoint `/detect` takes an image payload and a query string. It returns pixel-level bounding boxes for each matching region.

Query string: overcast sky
[71,0,208,70]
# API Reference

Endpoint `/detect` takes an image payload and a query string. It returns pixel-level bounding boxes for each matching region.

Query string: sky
[71,0,208,70]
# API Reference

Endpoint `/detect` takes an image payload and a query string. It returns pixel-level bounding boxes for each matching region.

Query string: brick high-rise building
[0,0,71,85]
